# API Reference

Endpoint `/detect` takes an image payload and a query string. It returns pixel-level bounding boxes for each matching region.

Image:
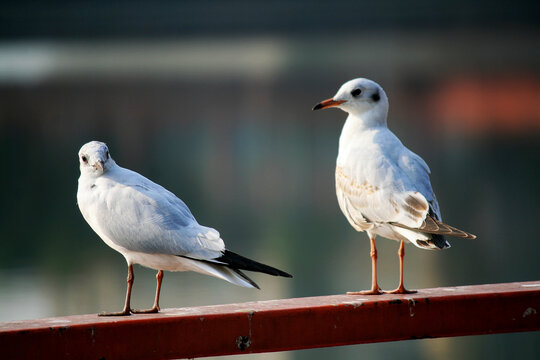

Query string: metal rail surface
[1,281,539,359]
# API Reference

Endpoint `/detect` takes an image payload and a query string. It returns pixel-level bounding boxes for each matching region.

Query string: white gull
[77,141,291,315]
[313,78,475,294]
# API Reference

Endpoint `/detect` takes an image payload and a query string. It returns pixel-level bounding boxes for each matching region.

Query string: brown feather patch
[403,204,423,219]
[406,195,429,211]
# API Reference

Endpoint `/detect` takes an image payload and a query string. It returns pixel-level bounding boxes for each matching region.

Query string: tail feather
[392,225,450,250]
[415,234,451,250]
[179,256,260,288]
[233,269,261,289]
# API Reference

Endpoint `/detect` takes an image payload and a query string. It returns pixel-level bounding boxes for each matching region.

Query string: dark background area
[1,0,539,38]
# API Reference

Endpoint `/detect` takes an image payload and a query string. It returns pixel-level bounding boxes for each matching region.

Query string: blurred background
[0,0,539,359]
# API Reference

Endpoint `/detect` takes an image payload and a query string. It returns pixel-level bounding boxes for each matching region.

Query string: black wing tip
[415,234,450,250]
[221,250,293,278]
[274,269,293,278]
[431,234,451,249]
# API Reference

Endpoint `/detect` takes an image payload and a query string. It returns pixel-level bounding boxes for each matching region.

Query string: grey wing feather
[394,148,476,239]
[336,128,476,242]
[96,168,225,259]
[398,148,442,219]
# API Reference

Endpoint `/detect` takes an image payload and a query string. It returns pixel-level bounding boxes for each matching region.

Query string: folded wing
[97,169,225,260]
[336,129,475,244]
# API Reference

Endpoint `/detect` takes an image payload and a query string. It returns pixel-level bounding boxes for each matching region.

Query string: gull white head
[313,78,389,126]
[78,141,115,176]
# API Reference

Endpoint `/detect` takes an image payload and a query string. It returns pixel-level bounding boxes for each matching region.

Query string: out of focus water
[0,34,539,360]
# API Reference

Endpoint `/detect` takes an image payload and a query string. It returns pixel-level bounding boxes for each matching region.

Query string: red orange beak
[312,98,346,111]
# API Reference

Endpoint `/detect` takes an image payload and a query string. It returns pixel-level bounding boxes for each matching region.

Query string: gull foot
[385,287,417,294]
[98,309,132,316]
[347,288,384,295]
[131,307,160,314]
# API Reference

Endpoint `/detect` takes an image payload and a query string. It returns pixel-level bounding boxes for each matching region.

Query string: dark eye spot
[81,155,88,163]
[371,91,380,102]
[351,89,362,97]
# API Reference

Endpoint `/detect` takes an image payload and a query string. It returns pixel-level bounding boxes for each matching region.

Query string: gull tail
[179,256,261,289]
[415,234,451,250]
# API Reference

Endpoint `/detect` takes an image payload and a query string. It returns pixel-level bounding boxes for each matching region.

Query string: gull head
[78,141,115,176]
[313,78,389,122]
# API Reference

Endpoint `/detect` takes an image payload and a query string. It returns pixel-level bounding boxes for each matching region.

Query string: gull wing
[391,215,476,239]
[336,128,475,243]
[90,167,226,260]
[336,129,437,230]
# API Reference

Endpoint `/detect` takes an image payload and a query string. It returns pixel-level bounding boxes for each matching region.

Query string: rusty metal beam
[1,281,539,359]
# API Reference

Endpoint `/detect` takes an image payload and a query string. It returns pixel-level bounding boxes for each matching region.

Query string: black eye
[105,151,109,159]
[371,92,380,102]
[351,88,362,97]
[81,155,88,163]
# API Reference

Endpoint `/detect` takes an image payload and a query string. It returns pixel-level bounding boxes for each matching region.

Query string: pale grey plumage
[83,165,223,259]
[317,78,475,249]
[314,78,476,294]
[77,144,225,261]
[77,141,291,294]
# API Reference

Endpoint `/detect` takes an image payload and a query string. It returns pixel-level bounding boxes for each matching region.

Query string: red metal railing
[1,281,539,359]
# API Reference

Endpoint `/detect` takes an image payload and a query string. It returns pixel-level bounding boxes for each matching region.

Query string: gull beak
[94,160,104,171]
[312,98,346,111]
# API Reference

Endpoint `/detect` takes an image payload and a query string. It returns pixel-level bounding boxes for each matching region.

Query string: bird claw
[385,287,417,294]
[347,287,384,295]
[98,309,132,316]
[131,307,160,314]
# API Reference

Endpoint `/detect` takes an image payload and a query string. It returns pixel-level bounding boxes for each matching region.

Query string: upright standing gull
[313,78,476,295]
[77,141,291,316]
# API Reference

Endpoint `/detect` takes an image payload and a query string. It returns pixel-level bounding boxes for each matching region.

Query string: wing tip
[391,217,477,241]
[217,250,293,278]
[277,270,293,278]
[424,217,477,240]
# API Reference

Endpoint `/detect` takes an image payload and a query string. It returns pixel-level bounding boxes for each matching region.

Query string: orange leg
[99,264,134,316]
[386,240,416,294]
[348,235,383,295]
[132,270,163,314]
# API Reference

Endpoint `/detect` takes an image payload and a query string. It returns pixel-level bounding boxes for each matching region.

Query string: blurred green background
[0,1,539,359]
